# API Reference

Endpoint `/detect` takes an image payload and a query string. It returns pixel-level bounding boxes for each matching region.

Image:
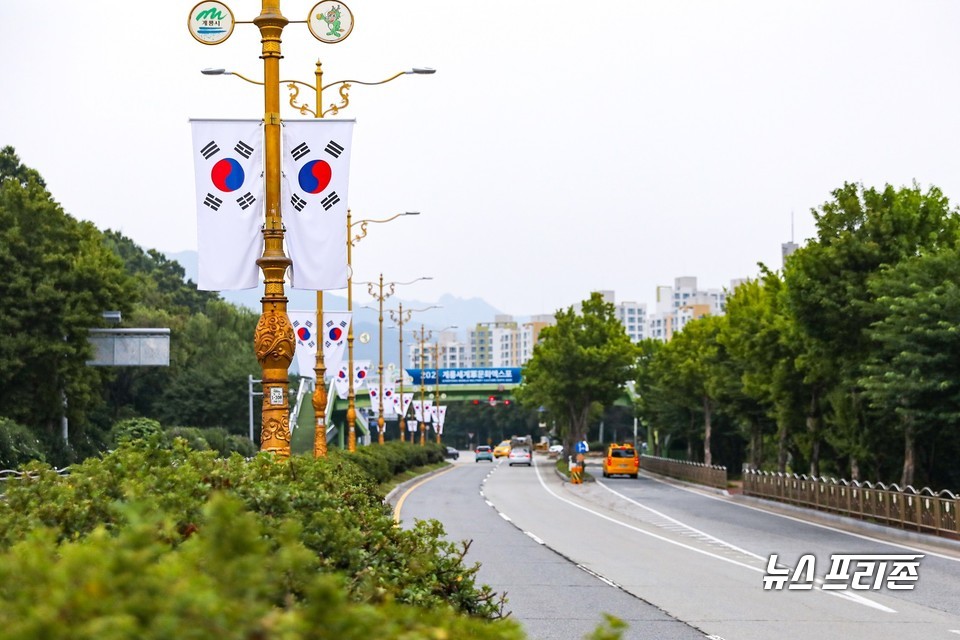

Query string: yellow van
[493,440,512,458]
[602,443,639,478]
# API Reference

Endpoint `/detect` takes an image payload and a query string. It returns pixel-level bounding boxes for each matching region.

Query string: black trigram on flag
[234,140,254,159]
[321,192,340,211]
[325,141,344,158]
[291,142,310,161]
[291,194,307,212]
[237,192,256,210]
[200,141,220,160]
[203,193,223,211]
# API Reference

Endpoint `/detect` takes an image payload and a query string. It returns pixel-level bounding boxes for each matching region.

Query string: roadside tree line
[0,147,261,468]
[521,182,960,491]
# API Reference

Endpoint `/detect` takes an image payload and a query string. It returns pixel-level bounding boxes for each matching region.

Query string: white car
[508,447,533,466]
[548,444,564,454]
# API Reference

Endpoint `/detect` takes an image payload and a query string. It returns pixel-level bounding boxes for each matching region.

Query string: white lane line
[524,531,545,545]
[576,563,621,589]
[485,499,495,508]
[530,462,895,613]
[641,472,960,563]
[499,512,512,522]
[598,481,766,561]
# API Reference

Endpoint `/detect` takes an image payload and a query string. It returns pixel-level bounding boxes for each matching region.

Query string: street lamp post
[346,211,420,451]
[201,60,433,458]
[413,324,456,446]
[434,341,443,444]
[363,275,431,444]
[388,303,439,442]
[251,2,294,459]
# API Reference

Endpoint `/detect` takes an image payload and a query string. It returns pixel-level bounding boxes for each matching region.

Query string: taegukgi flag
[282,119,355,291]
[322,312,351,380]
[289,311,318,379]
[190,119,263,290]
[334,364,350,400]
[353,360,371,391]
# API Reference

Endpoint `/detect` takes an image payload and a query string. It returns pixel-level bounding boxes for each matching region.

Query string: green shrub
[109,417,163,447]
[0,417,46,468]
[0,439,508,623]
[164,426,211,451]
[0,492,524,639]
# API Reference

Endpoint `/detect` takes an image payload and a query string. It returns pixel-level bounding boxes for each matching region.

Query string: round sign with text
[308,1,354,44]
[188,1,235,45]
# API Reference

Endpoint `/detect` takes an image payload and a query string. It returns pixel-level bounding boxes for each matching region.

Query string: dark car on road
[444,446,460,460]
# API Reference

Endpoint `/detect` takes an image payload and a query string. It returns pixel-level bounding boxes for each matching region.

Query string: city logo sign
[188,1,235,45]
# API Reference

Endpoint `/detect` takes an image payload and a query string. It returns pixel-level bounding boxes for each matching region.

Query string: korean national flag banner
[421,399,434,423]
[382,380,397,418]
[407,419,418,433]
[334,365,350,400]
[437,406,447,435]
[399,392,414,419]
[282,119,355,291]
[353,360,371,391]
[412,400,424,422]
[289,311,317,379]
[322,312,351,380]
[190,119,263,291]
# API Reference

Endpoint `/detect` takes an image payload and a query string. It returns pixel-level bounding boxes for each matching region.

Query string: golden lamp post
[413,324,456,446]
[360,276,432,444]
[388,303,439,442]
[434,341,446,444]
[201,60,433,459]
[345,211,420,451]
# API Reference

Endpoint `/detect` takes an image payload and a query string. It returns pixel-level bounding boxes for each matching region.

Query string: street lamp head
[409,68,436,75]
[201,68,228,75]
[403,211,421,216]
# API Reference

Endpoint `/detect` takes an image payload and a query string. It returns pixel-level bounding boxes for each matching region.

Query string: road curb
[383,462,454,506]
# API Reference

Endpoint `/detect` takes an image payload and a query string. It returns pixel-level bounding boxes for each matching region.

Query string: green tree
[0,147,134,462]
[784,182,960,478]
[860,249,960,487]
[516,293,637,448]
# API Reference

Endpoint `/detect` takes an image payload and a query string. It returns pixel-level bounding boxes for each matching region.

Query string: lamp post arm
[319,71,407,118]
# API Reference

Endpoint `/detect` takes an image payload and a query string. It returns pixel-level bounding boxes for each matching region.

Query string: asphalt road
[390,452,960,640]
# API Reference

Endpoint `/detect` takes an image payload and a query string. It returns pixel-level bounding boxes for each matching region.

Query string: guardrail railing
[742,469,960,538]
[641,455,727,490]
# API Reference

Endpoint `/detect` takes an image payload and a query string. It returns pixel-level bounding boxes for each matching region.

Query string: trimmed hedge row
[0,438,524,639]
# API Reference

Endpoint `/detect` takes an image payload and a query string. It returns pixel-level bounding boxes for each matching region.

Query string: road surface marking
[392,465,459,524]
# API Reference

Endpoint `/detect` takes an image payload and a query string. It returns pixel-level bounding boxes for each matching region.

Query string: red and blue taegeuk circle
[338,369,347,379]
[357,370,367,380]
[328,327,343,341]
[298,159,332,194]
[210,158,245,192]
[296,327,311,342]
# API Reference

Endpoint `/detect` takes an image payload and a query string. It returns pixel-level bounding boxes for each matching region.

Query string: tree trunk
[749,420,762,470]
[777,417,788,474]
[703,396,713,467]
[807,391,821,477]
[850,457,860,482]
[900,419,916,487]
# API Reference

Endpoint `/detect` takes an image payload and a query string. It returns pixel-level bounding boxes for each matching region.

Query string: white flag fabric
[322,312,350,381]
[353,360,371,391]
[437,406,447,435]
[282,119,355,291]
[334,365,350,399]
[407,419,418,433]
[382,380,397,418]
[394,392,414,419]
[368,385,380,416]
[428,405,439,424]
[422,399,434,423]
[190,119,263,291]
[289,310,318,379]
[412,400,424,422]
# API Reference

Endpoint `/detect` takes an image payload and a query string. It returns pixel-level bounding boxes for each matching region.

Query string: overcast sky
[3,1,960,316]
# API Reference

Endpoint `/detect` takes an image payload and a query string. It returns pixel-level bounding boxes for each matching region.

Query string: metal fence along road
[742,469,960,538]
[640,454,728,490]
